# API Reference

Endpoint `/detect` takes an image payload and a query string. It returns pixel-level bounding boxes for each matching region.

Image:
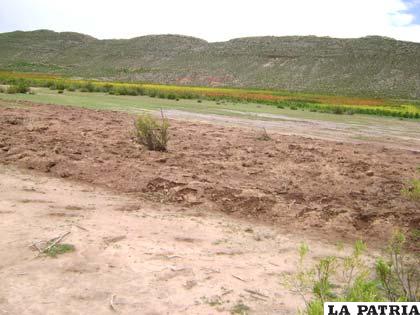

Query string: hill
[1,30,419,98]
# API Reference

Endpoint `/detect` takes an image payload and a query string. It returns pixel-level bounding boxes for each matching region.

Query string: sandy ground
[0,101,419,314]
[0,165,358,315]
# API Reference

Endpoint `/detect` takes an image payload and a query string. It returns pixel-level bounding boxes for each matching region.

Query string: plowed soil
[1,101,419,243]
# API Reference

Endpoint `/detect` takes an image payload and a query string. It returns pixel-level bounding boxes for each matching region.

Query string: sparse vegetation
[285,232,419,315]
[257,128,271,141]
[0,71,419,119]
[43,243,75,257]
[402,179,420,200]
[134,111,169,151]
[230,301,250,314]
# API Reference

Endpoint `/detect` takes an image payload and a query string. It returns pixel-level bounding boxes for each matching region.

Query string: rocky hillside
[1,30,419,98]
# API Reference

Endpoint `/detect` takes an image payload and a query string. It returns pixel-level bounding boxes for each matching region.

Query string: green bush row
[0,80,30,94]
[275,100,420,119]
[0,76,419,119]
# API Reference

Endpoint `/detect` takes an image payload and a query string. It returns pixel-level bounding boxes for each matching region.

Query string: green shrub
[7,81,30,94]
[376,231,419,301]
[81,82,95,92]
[287,231,419,315]
[331,106,344,115]
[111,86,143,96]
[134,111,169,151]
[56,83,66,90]
[58,90,64,94]
[102,84,114,92]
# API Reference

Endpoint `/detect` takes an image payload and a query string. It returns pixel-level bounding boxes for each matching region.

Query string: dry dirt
[0,165,360,315]
[164,109,420,152]
[0,102,419,243]
[0,101,419,314]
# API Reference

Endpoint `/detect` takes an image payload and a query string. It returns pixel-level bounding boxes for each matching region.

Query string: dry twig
[110,294,117,312]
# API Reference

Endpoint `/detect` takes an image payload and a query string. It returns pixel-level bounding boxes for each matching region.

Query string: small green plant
[411,228,420,242]
[230,301,250,314]
[299,242,309,264]
[402,179,420,200]
[376,231,419,301]
[58,89,64,94]
[44,243,75,257]
[134,111,169,151]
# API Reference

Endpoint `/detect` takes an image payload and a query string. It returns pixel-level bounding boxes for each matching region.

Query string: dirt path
[0,165,358,315]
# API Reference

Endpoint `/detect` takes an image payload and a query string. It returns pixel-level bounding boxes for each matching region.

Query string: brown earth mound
[0,102,419,243]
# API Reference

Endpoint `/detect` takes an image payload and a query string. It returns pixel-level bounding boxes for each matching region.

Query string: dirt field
[0,101,419,314]
[1,102,419,242]
[2,164,375,314]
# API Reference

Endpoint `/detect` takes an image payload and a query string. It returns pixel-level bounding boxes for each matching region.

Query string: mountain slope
[1,30,419,98]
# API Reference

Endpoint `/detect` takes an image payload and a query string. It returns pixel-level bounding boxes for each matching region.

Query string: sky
[0,0,419,42]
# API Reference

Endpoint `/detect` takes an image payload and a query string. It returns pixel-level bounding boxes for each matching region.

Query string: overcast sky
[1,0,419,42]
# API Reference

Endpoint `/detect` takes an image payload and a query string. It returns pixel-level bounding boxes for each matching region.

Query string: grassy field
[2,87,420,133]
[1,70,419,119]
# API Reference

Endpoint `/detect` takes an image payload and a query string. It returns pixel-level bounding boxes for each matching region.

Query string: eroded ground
[0,101,419,314]
[0,165,358,315]
[0,102,419,243]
